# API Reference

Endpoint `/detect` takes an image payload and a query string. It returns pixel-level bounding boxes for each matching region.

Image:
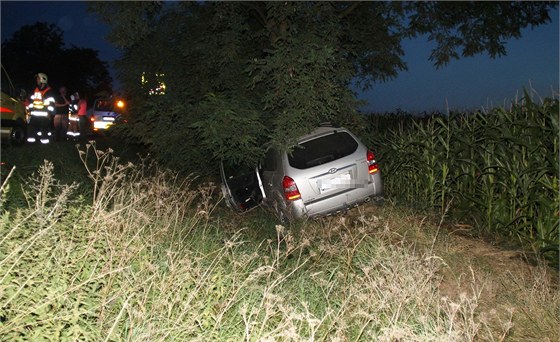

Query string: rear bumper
[288,173,383,219]
[93,121,114,130]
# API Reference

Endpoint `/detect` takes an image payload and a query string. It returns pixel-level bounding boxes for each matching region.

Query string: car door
[260,148,289,217]
[220,160,265,212]
[260,148,280,202]
[1,65,27,144]
[220,160,237,210]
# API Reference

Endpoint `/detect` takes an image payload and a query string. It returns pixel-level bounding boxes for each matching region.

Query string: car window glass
[223,161,254,179]
[288,131,358,169]
[95,100,113,111]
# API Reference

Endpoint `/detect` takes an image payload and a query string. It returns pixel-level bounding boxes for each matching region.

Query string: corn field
[369,95,559,263]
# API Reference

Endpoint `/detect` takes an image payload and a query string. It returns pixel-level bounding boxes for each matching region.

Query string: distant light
[116,100,125,108]
[141,71,167,95]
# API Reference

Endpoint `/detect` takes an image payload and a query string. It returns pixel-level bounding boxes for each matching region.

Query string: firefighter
[26,73,56,144]
[67,92,80,140]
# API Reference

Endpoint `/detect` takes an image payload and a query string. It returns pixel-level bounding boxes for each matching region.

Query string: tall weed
[1,144,557,340]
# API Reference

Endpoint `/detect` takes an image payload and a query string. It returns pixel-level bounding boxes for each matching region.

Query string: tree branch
[243,2,267,28]
[339,2,361,19]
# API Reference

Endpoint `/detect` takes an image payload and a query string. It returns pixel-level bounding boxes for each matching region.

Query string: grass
[0,141,558,341]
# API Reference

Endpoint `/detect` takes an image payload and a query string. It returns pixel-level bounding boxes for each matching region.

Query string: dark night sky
[2,1,558,113]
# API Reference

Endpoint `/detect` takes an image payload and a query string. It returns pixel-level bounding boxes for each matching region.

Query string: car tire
[277,209,287,225]
[272,198,289,225]
[10,123,26,146]
[221,184,234,210]
[372,196,385,207]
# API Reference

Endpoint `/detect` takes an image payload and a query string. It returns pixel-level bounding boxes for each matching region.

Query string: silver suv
[221,124,383,222]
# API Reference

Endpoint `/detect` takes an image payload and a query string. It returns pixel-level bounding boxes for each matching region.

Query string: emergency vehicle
[90,96,127,133]
[0,65,27,145]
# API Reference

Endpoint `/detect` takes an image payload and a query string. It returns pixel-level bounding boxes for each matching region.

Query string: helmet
[36,73,48,84]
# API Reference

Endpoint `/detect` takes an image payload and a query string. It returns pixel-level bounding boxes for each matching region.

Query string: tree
[88,1,557,172]
[1,22,113,99]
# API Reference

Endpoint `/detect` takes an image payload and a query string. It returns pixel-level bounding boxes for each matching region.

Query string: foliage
[1,22,113,99]
[87,1,557,172]
[247,2,360,151]
[191,93,268,168]
[370,95,559,264]
[405,1,556,67]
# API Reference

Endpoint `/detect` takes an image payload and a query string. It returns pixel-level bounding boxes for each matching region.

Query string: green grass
[1,141,557,341]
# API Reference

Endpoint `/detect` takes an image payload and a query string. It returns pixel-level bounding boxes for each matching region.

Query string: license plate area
[318,172,352,193]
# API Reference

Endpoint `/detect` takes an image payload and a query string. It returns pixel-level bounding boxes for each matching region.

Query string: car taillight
[367,150,379,174]
[282,176,301,201]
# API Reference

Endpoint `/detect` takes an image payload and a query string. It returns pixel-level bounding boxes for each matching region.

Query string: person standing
[67,92,80,140]
[53,86,71,142]
[26,73,56,144]
[76,93,89,144]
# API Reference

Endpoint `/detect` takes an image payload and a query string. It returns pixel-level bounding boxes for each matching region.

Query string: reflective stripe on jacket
[29,86,55,116]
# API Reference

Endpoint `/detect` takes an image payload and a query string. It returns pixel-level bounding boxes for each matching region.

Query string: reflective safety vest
[28,86,55,117]
[69,96,79,118]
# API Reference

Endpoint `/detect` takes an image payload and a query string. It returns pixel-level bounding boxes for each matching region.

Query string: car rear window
[95,100,113,112]
[288,131,359,169]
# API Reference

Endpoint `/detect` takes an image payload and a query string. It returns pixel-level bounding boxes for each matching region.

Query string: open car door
[220,160,266,212]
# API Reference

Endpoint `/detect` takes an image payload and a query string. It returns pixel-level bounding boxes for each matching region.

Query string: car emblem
[328,168,337,174]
